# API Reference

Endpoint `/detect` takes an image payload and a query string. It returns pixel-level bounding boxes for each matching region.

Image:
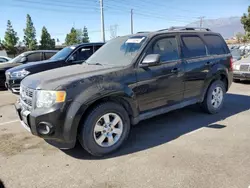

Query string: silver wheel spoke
[96,134,106,145]
[103,114,110,124]
[94,124,104,132]
[107,134,114,145]
[112,128,122,135]
[111,116,120,127]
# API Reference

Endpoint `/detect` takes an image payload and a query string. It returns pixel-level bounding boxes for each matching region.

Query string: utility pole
[131,9,134,34]
[198,16,205,28]
[100,0,105,42]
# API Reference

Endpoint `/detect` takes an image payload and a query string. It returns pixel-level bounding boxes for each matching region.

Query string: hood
[0,62,19,70]
[6,59,59,73]
[21,63,122,90]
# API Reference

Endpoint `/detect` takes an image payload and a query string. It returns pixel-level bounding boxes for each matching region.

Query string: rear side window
[27,53,42,62]
[181,35,207,58]
[44,52,56,59]
[152,36,179,62]
[203,34,228,55]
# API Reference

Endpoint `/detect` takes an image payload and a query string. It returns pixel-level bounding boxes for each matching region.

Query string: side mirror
[20,57,27,63]
[140,54,160,67]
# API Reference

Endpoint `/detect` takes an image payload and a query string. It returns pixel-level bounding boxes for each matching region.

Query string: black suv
[5,43,104,93]
[0,50,58,88]
[15,27,233,156]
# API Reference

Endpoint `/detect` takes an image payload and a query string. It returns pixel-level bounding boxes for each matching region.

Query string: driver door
[135,34,185,112]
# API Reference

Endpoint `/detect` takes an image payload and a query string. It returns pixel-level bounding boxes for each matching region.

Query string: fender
[200,63,229,101]
[62,81,138,144]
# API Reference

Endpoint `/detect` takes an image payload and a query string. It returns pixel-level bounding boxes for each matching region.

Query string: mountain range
[186,16,245,38]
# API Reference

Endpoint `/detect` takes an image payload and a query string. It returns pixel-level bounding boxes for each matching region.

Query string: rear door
[180,34,214,99]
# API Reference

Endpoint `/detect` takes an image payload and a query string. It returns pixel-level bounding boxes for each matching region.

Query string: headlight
[233,64,240,71]
[36,90,66,108]
[10,69,30,78]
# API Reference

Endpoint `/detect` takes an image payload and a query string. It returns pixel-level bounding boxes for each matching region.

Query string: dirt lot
[0,82,250,188]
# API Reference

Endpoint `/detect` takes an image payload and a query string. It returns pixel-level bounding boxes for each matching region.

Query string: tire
[202,80,226,114]
[79,102,130,156]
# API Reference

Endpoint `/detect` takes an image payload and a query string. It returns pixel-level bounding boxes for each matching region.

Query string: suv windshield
[50,46,75,60]
[9,52,26,63]
[86,35,147,66]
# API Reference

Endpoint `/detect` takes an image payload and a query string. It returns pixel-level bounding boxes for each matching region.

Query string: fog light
[37,122,53,135]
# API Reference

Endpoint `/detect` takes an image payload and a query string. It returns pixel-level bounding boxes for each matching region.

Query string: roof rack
[158,27,211,32]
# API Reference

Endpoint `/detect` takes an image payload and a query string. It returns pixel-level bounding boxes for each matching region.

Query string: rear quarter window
[181,35,207,58]
[203,34,229,55]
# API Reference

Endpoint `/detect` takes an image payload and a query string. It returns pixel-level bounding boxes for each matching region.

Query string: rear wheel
[79,102,130,156]
[202,80,226,114]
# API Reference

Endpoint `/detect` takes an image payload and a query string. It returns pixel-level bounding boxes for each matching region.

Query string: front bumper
[233,71,250,80]
[5,78,22,94]
[14,101,78,149]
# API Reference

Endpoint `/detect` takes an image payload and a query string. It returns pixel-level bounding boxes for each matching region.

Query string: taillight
[229,57,233,71]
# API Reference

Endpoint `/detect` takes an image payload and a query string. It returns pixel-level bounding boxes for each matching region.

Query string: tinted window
[27,53,41,62]
[44,52,56,59]
[203,34,227,55]
[152,37,179,62]
[181,35,207,58]
[94,45,102,52]
[75,46,94,61]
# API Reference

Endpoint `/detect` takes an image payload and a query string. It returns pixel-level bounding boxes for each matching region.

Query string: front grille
[20,85,35,111]
[240,65,250,72]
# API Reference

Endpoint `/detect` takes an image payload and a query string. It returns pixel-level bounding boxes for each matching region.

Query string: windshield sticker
[126,37,145,44]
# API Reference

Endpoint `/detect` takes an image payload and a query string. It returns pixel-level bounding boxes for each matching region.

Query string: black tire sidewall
[79,102,130,156]
[205,80,226,114]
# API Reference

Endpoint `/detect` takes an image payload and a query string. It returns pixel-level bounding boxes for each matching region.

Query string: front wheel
[202,80,226,114]
[79,102,130,156]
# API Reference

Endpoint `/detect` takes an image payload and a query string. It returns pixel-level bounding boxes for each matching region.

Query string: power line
[105,0,203,17]
[11,0,99,11]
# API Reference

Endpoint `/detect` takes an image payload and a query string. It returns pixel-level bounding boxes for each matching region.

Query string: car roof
[24,50,59,54]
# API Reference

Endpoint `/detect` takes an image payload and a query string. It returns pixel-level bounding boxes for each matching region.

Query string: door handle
[171,67,179,73]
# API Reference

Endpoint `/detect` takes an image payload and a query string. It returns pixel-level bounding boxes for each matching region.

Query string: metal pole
[198,16,205,28]
[100,0,105,42]
[131,9,134,34]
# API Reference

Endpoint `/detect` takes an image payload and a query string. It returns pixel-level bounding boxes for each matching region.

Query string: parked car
[5,43,104,93]
[233,55,250,82]
[15,27,233,156]
[0,56,12,63]
[0,50,58,88]
[231,49,242,62]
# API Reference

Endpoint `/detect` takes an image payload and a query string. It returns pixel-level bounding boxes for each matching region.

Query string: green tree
[236,32,244,43]
[2,20,19,55]
[82,26,90,43]
[241,6,250,38]
[23,14,37,50]
[65,27,80,45]
[40,26,55,49]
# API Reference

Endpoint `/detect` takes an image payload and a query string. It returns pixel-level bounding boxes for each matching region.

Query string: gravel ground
[0,82,250,188]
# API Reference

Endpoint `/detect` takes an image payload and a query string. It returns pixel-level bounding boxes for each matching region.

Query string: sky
[1,0,249,44]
